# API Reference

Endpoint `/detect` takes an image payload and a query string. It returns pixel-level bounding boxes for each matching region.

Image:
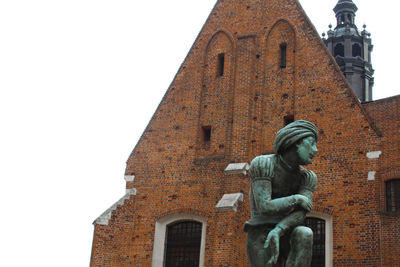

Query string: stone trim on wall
[93,190,136,225]
[224,163,249,175]
[215,193,243,212]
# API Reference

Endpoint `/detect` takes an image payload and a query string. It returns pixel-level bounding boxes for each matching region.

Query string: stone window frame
[307,211,333,267]
[151,213,207,267]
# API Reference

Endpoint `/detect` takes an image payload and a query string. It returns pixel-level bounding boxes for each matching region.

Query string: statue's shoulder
[250,154,276,168]
[249,154,276,180]
[299,167,318,192]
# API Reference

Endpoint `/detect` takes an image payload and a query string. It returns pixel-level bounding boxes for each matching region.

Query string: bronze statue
[244,120,318,267]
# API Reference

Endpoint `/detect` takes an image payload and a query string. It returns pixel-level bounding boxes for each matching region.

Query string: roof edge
[125,0,221,166]
[363,94,400,104]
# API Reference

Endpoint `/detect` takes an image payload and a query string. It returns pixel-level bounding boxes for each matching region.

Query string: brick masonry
[90,0,399,266]
[363,96,400,266]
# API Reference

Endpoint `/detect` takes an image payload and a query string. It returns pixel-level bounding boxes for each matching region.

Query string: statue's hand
[294,194,313,212]
[264,228,280,265]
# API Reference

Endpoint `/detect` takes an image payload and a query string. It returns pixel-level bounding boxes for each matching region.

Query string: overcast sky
[0,1,398,266]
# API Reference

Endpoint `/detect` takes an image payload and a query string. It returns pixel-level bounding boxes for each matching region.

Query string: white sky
[0,1,398,266]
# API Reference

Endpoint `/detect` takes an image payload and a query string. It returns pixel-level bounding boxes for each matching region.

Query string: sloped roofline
[126,0,222,164]
[126,0,382,165]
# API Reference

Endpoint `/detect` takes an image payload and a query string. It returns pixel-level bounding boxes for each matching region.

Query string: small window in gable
[334,43,344,57]
[280,44,287,69]
[201,126,212,142]
[352,43,361,57]
[217,53,225,76]
[386,179,400,212]
[284,114,294,126]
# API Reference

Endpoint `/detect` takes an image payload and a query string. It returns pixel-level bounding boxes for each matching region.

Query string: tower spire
[333,0,358,28]
[323,0,374,102]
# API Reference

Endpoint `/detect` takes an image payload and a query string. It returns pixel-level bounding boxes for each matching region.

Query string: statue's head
[273,120,318,165]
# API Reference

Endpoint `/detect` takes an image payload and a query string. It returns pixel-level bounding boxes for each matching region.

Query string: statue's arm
[297,170,317,201]
[252,179,298,214]
[250,155,300,215]
[274,210,307,236]
[273,170,317,237]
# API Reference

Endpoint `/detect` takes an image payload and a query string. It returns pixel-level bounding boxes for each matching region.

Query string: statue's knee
[292,226,313,244]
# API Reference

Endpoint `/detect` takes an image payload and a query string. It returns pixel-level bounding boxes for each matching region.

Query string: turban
[273,120,318,154]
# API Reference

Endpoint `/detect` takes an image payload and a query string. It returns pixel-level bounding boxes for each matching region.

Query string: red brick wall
[90,0,396,266]
[363,96,400,266]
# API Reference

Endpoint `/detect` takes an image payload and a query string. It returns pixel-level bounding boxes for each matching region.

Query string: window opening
[386,179,400,212]
[284,115,294,126]
[217,53,225,76]
[201,126,211,142]
[305,217,326,267]
[280,44,287,68]
[164,221,202,267]
[334,43,344,57]
[347,14,352,24]
[352,43,361,57]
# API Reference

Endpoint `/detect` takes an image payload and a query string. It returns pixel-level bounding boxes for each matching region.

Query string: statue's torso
[246,154,316,227]
[271,159,302,199]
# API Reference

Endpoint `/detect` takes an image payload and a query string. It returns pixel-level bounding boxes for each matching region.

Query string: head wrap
[273,120,318,154]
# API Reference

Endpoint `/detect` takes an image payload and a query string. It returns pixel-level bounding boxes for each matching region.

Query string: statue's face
[296,136,318,165]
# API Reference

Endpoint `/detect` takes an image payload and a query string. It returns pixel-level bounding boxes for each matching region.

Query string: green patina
[244,120,319,267]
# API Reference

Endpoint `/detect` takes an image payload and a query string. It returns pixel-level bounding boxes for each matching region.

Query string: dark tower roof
[333,0,358,31]
[334,0,358,14]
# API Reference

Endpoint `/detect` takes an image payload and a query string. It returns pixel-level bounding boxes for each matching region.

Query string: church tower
[323,0,374,102]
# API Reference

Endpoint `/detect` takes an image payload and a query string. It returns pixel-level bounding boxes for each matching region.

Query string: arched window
[334,43,344,57]
[386,179,400,212]
[352,43,361,57]
[152,214,207,267]
[305,217,326,267]
[164,221,202,267]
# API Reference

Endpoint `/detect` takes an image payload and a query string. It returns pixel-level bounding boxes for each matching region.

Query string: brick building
[90,0,400,266]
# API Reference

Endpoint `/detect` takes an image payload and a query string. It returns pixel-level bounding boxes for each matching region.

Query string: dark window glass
[386,179,400,212]
[280,44,287,68]
[305,217,325,267]
[334,43,344,57]
[217,53,225,76]
[352,43,361,57]
[164,221,202,267]
[201,126,211,142]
